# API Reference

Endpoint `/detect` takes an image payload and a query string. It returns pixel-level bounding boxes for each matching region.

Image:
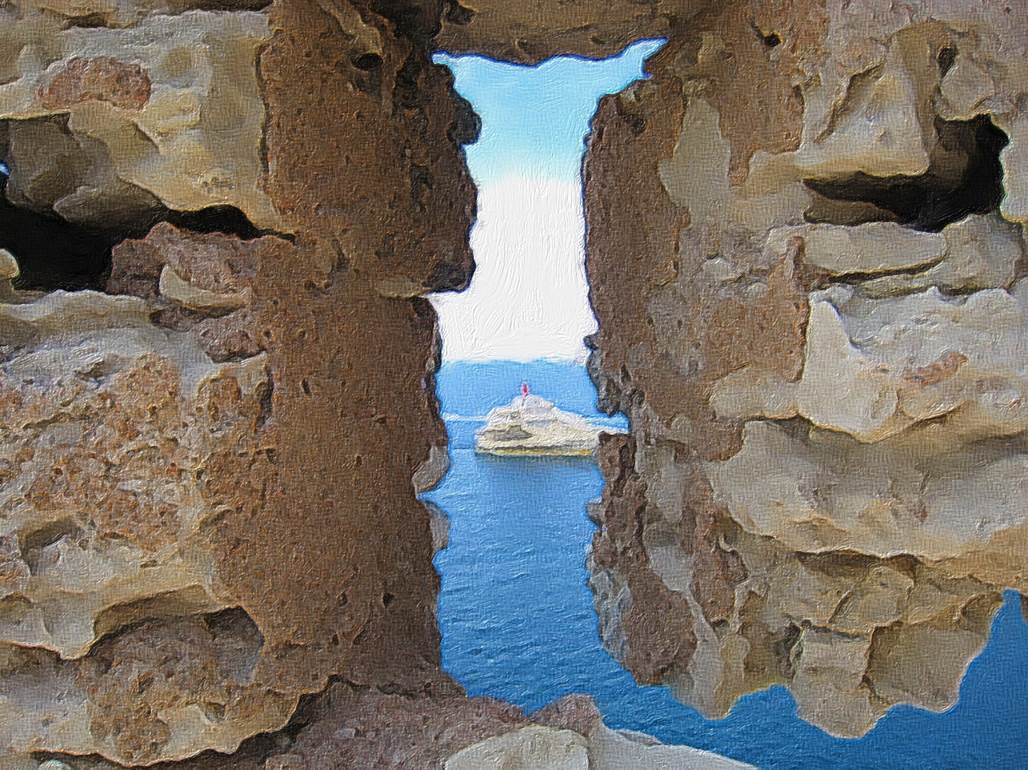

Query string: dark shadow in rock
[805,115,1008,231]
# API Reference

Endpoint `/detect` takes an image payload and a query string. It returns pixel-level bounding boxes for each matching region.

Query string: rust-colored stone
[260,0,477,297]
[38,56,152,111]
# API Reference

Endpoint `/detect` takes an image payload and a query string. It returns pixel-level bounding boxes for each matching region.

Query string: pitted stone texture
[0,613,296,766]
[1,0,477,760]
[712,280,1028,443]
[1,213,448,761]
[261,0,477,297]
[0,288,268,662]
[585,0,1027,738]
[708,421,1028,578]
[10,689,748,770]
[109,220,448,708]
[0,5,279,230]
[0,285,296,763]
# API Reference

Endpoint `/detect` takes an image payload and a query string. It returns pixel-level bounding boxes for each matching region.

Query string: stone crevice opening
[0,170,119,291]
[804,116,1009,231]
[0,159,279,293]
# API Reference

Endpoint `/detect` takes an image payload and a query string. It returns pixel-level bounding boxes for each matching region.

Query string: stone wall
[0,0,476,764]
[584,0,1027,738]
[0,0,1024,765]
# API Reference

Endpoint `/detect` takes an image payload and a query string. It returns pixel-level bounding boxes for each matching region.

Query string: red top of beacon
[521,382,529,397]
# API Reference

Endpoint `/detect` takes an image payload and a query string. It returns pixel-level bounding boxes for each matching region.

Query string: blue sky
[430,40,664,361]
[435,41,663,185]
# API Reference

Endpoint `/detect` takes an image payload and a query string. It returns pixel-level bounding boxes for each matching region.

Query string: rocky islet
[0,0,1024,766]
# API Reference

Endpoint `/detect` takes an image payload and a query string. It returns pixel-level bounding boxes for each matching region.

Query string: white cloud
[430,175,595,362]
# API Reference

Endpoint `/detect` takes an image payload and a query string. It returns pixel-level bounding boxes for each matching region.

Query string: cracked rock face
[585,0,1028,738]
[0,0,476,763]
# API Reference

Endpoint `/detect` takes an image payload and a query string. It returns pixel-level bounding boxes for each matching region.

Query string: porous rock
[584,0,1028,738]
[0,5,279,230]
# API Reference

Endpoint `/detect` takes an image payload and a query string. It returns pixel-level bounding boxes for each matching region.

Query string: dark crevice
[256,373,275,429]
[804,115,1008,231]
[59,0,271,27]
[0,174,117,291]
[164,205,265,240]
[362,0,443,41]
[937,45,958,77]
[444,0,474,25]
[0,161,281,291]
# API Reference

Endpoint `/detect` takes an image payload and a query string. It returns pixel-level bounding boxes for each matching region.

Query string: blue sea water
[424,360,1028,770]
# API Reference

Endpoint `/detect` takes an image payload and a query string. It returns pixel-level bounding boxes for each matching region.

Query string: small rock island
[475,388,609,457]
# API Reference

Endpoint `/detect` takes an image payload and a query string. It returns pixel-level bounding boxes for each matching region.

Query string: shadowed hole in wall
[804,115,1008,231]
[0,154,266,291]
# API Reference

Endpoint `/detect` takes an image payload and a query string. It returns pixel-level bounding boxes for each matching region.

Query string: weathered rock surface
[444,701,755,770]
[434,0,695,64]
[0,0,478,762]
[2,0,1026,761]
[445,726,590,770]
[0,4,279,230]
[2,690,748,770]
[585,0,1028,739]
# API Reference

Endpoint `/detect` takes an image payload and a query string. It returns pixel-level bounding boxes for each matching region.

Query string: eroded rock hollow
[0,0,1024,766]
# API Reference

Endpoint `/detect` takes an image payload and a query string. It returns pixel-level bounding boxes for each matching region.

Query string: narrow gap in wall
[418,36,667,741]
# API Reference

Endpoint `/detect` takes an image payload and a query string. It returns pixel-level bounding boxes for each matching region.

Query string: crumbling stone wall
[585,0,1028,738]
[0,0,476,764]
[0,0,1025,766]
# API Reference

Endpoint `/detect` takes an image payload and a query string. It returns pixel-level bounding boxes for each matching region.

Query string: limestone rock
[0,0,484,758]
[796,32,939,179]
[858,214,1023,297]
[0,614,298,765]
[0,211,453,761]
[445,726,590,770]
[260,0,478,297]
[767,222,947,276]
[0,288,268,659]
[0,249,18,302]
[0,282,304,763]
[158,265,250,312]
[434,1,696,64]
[711,281,1028,443]
[442,721,755,770]
[0,5,280,230]
[15,0,270,29]
[707,420,1028,573]
[475,394,610,456]
[584,0,1028,739]
[588,724,753,769]
[999,114,1028,224]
